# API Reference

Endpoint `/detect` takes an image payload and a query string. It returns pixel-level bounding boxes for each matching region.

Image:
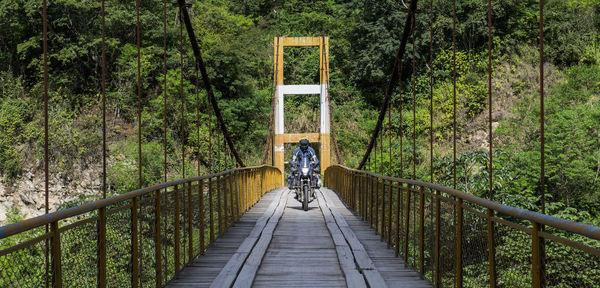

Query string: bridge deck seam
[318,188,388,288]
[209,188,287,288]
[232,190,289,287]
[315,189,368,288]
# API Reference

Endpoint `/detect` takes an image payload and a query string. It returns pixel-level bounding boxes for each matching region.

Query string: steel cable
[261,36,280,165]
[177,0,245,167]
[357,0,419,170]
[322,35,344,165]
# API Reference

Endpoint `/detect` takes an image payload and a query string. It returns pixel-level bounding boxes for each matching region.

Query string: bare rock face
[0,203,6,223]
[0,164,103,226]
[19,190,36,205]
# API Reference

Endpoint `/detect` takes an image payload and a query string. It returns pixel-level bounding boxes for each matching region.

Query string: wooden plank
[253,191,347,288]
[316,189,367,288]
[209,189,286,288]
[233,190,289,288]
[322,188,433,288]
[166,190,281,288]
[169,186,432,288]
[319,189,388,288]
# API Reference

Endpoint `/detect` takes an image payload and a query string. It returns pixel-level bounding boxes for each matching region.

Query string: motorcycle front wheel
[302,184,309,211]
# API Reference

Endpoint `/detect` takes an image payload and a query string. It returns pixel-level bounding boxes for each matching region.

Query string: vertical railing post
[230,172,235,220]
[488,208,496,287]
[419,186,425,276]
[224,174,229,231]
[369,175,374,227]
[404,183,411,264]
[260,169,264,196]
[394,182,401,257]
[532,221,542,288]
[174,185,181,273]
[254,170,258,203]
[456,198,463,288]
[51,221,62,288]
[347,172,351,206]
[363,174,367,220]
[248,170,252,207]
[353,172,357,210]
[209,178,215,243]
[345,171,348,200]
[381,179,386,241]
[98,207,107,288]
[255,170,258,202]
[249,170,253,206]
[232,171,237,221]
[199,179,204,254]
[387,180,393,247]
[243,171,248,210]
[434,189,441,287]
[217,175,223,236]
[375,177,380,234]
[188,182,193,262]
[237,171,242,215]
[251,170,255,205]
[155,189,162,288]
[132,196,139,287]
[342,171,346,200]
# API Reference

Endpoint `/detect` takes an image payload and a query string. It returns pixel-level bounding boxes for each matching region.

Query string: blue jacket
[290,146,320,173]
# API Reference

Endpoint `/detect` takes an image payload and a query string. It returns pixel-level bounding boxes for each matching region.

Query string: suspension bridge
[1,0,599,287]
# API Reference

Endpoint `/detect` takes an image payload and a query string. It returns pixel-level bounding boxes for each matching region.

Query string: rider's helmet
[299,138,309,152]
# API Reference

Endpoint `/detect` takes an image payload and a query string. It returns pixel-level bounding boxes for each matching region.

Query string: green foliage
[1,1,600,286]
[0,72,32,180]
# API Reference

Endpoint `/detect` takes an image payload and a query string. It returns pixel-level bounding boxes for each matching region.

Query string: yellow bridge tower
[273,36,330,182]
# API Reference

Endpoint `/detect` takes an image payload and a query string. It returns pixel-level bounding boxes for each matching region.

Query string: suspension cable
[539,0,547,285]
[487,0,497,286]
[42,0,49,286]
[411,12,417,180]
[209,93,213,173]
[196,67,201,176]
[388,97,391,175]
[177,0,245,167]
[452,0,457,189]
[134,0,142,285]
[322,35,344,166]
[399,61,404,179]
[136,0,142,189]
[101,0,107,200]
[429,0,434,183]
[161,0,167,283]
[429,0,438,286]
[539,0,546,216]
[357,0,419,170]
[380,124,383,173]
[180,12,186,179]
[261,36,280,165]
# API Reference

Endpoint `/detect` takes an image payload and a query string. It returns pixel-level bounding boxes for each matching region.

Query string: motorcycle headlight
[301,167,310,175]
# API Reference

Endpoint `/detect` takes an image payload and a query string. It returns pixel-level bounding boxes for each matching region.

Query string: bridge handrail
[0,165,282,287]
[329,165,600,241]
[326,165,600,287]
[0,165,279,240]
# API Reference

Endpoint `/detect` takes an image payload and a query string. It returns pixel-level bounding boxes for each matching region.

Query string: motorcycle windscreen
[300,154,311,168]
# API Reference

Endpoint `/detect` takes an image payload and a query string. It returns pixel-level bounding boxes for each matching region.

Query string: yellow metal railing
[0,165,282,288]
[325,165,600,288]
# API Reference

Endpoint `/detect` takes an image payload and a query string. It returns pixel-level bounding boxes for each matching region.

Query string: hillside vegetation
[0,0,598,229]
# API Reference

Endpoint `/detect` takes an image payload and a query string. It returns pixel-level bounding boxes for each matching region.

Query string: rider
[288,138,321,189]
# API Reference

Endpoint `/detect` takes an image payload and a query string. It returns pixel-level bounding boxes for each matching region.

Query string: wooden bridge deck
[166,188,432,288]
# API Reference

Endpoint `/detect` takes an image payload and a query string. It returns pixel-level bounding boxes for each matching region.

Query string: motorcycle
[289,155,320,211]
